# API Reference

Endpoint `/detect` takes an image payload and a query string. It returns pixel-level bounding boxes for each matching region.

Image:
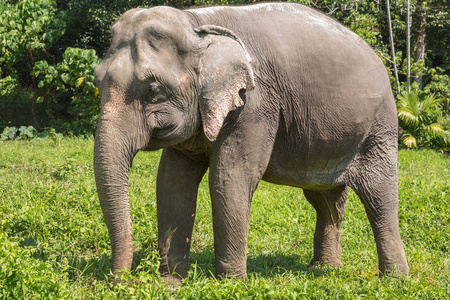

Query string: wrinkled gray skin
[94,3,408,284]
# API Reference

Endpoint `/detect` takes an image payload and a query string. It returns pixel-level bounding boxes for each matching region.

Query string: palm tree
[397,92,448,148]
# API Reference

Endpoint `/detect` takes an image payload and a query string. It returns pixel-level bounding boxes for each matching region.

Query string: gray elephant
[94,3,409,284]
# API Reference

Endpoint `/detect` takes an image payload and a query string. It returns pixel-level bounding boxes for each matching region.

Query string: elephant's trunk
[94,105,148,274]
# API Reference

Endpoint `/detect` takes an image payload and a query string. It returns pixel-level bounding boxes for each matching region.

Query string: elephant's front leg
[208,124,276,279]
[157,148,208,284]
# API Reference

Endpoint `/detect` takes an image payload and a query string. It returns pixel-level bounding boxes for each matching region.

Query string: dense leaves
[397,92,449,149]
[0,230,70,299]
[0,0,67,130]
[0,0,66,94]
[32,47,101,134]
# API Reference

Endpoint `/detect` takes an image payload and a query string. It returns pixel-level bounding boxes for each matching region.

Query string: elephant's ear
[195,25,255,142]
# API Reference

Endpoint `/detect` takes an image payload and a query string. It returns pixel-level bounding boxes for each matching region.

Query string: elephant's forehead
[109,7,194,62]
[113,6,188,33]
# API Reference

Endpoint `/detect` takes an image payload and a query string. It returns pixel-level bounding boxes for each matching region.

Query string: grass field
[1,138,449,299]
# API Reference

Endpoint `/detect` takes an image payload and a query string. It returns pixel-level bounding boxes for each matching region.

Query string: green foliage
[32,47,101,134]
[33,48,100,97]
[0,126,18,140]
[1,139,450,298]
[425,68,450,102]
[0,0,66,95]
[1,126,35,140]
[425,0,450,71]
[346,9,380,46]
[397,91,450,149]
[0,125,63,141]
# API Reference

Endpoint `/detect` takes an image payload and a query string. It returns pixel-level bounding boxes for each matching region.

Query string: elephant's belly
[262,150,356,191]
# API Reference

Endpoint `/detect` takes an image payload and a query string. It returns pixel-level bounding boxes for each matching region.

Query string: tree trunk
[407,0,411,92]
[414,0,427,89]
[386,0,401,94]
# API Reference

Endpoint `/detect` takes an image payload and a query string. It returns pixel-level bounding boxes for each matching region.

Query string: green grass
[1,138,449,299]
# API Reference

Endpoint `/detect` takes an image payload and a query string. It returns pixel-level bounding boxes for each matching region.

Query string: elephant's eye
[146,83,158,95]
[145,82,162,103]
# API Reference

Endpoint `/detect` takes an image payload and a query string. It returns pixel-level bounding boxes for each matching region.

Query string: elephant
[93,2,409,284]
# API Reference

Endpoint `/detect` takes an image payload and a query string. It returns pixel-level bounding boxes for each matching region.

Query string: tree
[421,0,449,77]
[386,0,401,94]
[414,0,427,88]
[407,0,411,92]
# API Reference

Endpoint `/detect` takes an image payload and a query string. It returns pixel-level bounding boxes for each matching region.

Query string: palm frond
[397,91,420,117]
[426,123,445,133]
[397,109,420,129]
[401,133,417,148]
[418,93,444,113]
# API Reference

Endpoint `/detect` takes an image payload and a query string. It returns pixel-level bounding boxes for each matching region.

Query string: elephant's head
[93,6,254,274]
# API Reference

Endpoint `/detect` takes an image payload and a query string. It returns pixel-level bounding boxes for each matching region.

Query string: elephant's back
[186,3,378,63]
[186,3,389,108]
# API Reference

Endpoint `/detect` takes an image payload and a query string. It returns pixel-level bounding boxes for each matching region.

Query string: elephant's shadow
[181,250,335,279]
[63,249,324,282]
[131,248,336,280]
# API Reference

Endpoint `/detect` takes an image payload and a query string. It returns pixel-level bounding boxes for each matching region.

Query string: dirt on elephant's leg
[303,186,348,268]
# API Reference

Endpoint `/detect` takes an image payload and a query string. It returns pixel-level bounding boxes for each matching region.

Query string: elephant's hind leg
[303,186,348,268]
[350,170,409,276]
[349,123,409,276]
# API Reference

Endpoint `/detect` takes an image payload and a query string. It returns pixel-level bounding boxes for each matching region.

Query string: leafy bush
[0,0,66,95]
[32,47,101,135]
[397,91,450,149]
[425,68,450,106]
[0,126,36,140]
[0,126,63,141]
[0,0,69,133]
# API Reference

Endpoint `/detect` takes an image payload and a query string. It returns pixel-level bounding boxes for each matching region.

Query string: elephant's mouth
[152,127,172,140]
[151,124,183,141]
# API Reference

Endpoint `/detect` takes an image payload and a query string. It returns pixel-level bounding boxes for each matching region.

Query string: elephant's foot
[159,262,187,288]
[310,225,343,269]
[377,243,409,278]
[215,260,247,280]
[308,252,342,269]
[215,270,247,281]
[162,275,183,288]
[378,263,409,279]
[372,224,409,278]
